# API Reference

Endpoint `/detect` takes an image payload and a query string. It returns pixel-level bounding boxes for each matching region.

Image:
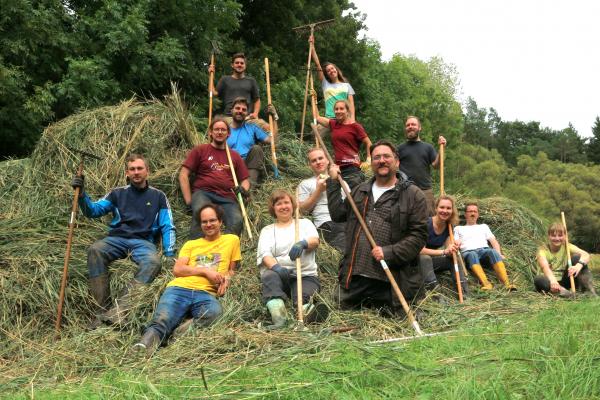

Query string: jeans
[87,236,160,283]
[145,286,222,340]
[462,248,502,270]
[190,190,242,239]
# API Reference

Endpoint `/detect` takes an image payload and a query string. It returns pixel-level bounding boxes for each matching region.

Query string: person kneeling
[133,204,240,356]
[257,190,327,330]
[534,222,596,297]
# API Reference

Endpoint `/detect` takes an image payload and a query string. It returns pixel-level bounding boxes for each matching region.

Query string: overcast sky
[351,0,600,136]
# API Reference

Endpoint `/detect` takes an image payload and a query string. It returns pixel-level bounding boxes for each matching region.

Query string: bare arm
[305,236,319,251]
[299,178,326,213]
[309,35,325,82]
[262,255,279,269]
[178,166,193,205]
[250,98,261,119]
[362,136,372,160]
[217,261,237,296]
[488,237,504,258]
[431,136,447,169]
[240,178,250,192]
[348,94,355,122]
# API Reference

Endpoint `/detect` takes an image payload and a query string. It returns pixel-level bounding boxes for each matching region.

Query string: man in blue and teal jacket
[72,153,176,327]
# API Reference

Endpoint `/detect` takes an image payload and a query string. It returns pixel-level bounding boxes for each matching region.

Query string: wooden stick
[264,58,280,179]
[311,124,422,335]
[439,143,463,303]
[300,28,314,142]
[295,187,304,323]
[309,73,319,148]
[55,161,84,336]
[207,53,215,132]
[561,211,576,293]
[224,144,253,239]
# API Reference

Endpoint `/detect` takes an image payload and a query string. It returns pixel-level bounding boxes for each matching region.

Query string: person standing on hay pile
[419,195,469,298]
[71,154,176,328]
[396,116,446,216]
[257,189,328,330]
[534,222,596,297]
[227,97,278,187]
[314,99,372,190]
[309,34,356,123]
[132,204,240,356]
[297,147,347,253]
[209,52,269,131]
[326,140,429,312]
[179,117,250,239]
[454,202,517,291]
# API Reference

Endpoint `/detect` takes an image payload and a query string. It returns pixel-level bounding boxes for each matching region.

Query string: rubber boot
[492,261,517,291]
[266,298,288,330]
[248,169,260,188]
[100,280,144,326]
[88,275,110,330]
[471,264,493,290]
[577,268,598,297]
[131,329,161,358]
[558,287,575,298]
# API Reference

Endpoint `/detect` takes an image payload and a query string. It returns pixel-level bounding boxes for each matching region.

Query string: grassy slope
[8,298,600,400]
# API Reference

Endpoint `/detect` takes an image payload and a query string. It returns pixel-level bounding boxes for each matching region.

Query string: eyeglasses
[372,154,395,161]
[212,128,228,133]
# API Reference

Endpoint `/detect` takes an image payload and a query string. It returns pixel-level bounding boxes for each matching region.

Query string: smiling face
[324,64,338,81]
[436,199,453,222]
[465,205,479,225]
[125,158,149,188]
[231,56,246,74]
[273,195,294,222]
[308,149,329,175]
[200,207,222,240]
[371,144,399,179]
[334,101,349,122]
[548,230,566,251]
[232,101,248,123]
[209,120,230,146]
[404,117,421,141]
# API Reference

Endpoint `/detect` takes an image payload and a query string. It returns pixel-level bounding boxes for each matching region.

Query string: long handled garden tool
[561,211,577,293]
[294,187,304,326]
[439,143,464,303]
[55,147,101,336]
[225,144,253,239]
[311,124,423,335]
[292,19,335,142]
[264,58,280,179]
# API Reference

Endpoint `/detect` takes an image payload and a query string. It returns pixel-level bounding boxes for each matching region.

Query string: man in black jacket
[326,140,428,311]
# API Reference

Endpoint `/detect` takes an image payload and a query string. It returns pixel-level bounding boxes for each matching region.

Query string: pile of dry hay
[0,91,550,388]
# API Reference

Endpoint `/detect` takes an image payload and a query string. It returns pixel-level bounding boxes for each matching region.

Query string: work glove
[289,239,308,261]
[71,174,84,192]
[271,263,290,283]
[233,185,250,201]
[267,104,279,121]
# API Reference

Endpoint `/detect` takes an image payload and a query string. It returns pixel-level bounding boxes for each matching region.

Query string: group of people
[70,49,596,356]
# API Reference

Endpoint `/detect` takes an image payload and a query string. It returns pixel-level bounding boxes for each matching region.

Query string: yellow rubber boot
[471,264,493,290]
[492,261,517,291]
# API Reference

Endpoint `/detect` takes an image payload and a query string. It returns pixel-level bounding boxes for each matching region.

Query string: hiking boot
[131,329,161,358]
[88,275,111,330]
[303,303,329,324]
[171,318,194,338]
[577,269,598,297]
[100,280,144,326]
[558,287,575,299]
[265,298,288,330]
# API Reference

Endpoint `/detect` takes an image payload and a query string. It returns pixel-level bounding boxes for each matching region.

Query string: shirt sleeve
[428,144,438,164]
[300,219,319,240]
[178,240,192,259]
[78,191,114,218]
[354,123,367,141]
[158,193,177,256]
[182,147,199,171]
[297,180,312,202]
[231,236,242,262]
[346,82,355,96]
[250,78,259,101]
[257,225,275,266]
[253,124,269,142]
[233,151,249,181]
[483,224,495,240]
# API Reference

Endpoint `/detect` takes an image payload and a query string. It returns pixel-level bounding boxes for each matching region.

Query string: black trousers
[261,269,320,305]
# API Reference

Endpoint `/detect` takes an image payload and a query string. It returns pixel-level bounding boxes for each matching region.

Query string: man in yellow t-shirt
[133,204,241,355]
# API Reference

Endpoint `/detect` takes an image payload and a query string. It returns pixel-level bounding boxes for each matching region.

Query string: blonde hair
[435,195,459,226]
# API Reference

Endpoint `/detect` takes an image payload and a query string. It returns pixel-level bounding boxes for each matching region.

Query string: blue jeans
[87,236,160,283]
[462,248,502,270]
[145,286,222,340]
[190,190,242,239]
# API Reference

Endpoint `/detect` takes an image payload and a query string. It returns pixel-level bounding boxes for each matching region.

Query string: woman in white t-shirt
[309,35,356,121]
[257,189,327,329]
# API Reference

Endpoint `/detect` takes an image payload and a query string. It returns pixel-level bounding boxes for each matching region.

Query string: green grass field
[4,296,600,400]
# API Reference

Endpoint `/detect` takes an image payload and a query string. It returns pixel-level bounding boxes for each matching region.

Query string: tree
[586,116,600,164]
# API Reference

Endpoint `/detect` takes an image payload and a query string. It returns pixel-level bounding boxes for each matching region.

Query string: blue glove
[289,239,308,261]
[271,263,290,283]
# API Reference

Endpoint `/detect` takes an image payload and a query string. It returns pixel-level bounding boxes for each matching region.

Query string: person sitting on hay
[179,117,250,239]
[534,222,596,297]
[326,140,428,312]
[297,147,347,253]
[71,154,176,328]
[257,189,328,330]
[419,195,468,299]
[133,203,240,356]
[454,202,516,291]
[227,97,277,187]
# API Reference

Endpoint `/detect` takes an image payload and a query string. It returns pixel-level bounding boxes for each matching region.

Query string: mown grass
[6,297,600,399]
